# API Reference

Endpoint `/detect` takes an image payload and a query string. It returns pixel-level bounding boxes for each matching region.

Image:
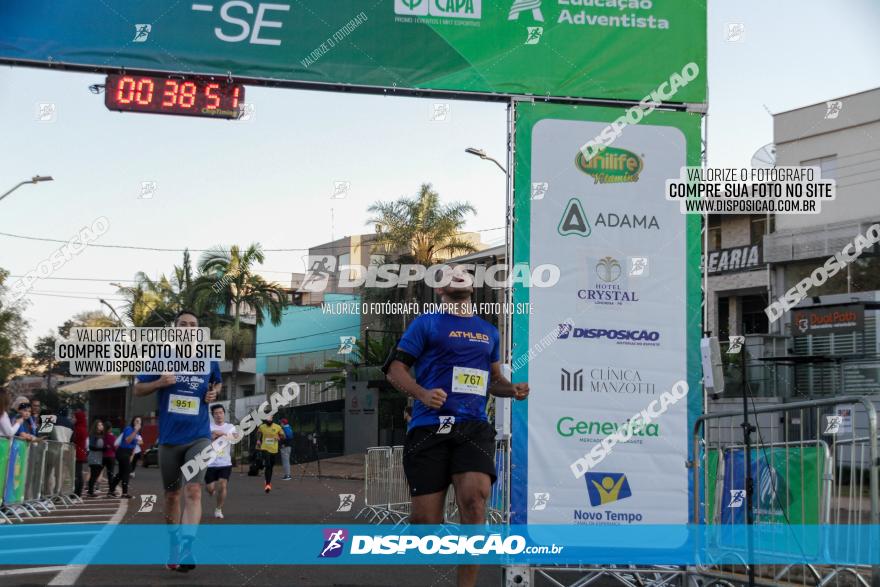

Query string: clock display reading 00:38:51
[104,74,245,119]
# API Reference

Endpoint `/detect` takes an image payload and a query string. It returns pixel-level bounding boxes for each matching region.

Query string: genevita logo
[395,0,482,20]
[556,415,660,441]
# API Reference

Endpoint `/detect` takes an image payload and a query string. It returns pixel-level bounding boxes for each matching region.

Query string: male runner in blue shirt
[385,265,529,587]
[134,310,221,572]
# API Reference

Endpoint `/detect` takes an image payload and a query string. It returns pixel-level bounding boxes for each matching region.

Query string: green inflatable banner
[0,0,706,103]
[0,438,9,503]
[706,445,827,525]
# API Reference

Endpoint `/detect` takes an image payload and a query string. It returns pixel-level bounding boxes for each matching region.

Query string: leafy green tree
[58,310,117,337]
[0,268,28,385]
[196,244,287,420]
[31,334,59,390]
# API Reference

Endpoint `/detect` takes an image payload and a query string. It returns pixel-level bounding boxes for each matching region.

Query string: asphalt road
[0,464,504,587]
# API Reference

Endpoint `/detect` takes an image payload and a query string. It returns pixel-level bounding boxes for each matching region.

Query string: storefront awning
[58,374,129,394]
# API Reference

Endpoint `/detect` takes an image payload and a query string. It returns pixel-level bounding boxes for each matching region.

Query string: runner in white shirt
[205,404,237,519]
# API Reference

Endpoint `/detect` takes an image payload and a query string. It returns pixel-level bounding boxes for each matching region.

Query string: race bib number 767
[451,367,488,396]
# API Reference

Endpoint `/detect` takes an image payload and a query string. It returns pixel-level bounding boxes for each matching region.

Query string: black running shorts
[204,465,232,484]
[402,420,497,497]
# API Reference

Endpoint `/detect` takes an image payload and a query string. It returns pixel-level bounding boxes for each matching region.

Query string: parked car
[142,444,159,468]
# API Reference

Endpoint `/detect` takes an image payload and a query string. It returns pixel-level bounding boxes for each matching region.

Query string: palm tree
[366,184,478,328]
[116,251,204,327]
[117,273,174,326]
[195,244,287,421]
[367,183,478,266]
[321,334,397,394]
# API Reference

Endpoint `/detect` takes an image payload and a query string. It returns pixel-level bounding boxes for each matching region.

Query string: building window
[800,155,837,180]
[337,252,352,282]
[850,256,880,293]
[784,260,848,296]
[707,216,721,251]
[750,215,774,246]
[741,295,769,335]
[717,296,730,340]
[241,385,255,397]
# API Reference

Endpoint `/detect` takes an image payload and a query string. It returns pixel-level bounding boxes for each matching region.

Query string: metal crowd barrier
[1,438,82,524]
[692,395,880,587]
[356,440,508,525]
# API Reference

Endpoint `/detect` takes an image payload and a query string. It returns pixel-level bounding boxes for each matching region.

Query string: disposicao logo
[575,147,642,184]
[585,472,632,506]
[319,529,348,558]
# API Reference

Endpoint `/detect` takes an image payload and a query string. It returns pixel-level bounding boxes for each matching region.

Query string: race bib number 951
[452,367,488,396]
[169,394,200,416]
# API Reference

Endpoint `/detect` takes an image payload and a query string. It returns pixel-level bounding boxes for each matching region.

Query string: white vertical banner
[515,108,697,525]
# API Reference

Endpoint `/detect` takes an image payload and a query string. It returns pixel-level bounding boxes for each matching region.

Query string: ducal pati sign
[792,304,864,337]
[705,244,762,274]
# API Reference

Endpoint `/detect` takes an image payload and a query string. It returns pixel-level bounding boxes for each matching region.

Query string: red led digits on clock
[162,80,178,107]
[115,76,136,104]
[115,77,154,105]
[205,83,221,110]
[135,79,154,105]
[179,82,197,108]
[106,74,244,119]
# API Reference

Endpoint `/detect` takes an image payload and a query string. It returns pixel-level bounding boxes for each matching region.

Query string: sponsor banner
[0,438,9,497]
[717,446,825,525]
[0,524,877,565]
[511,103,702,525]
[0,1,706,102]
[791,304,864,337]
[3,438,30,505]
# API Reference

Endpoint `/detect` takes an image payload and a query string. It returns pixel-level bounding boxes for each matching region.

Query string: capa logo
[395,0,482,19]
[575,147,643,184]
[434,0,480,17]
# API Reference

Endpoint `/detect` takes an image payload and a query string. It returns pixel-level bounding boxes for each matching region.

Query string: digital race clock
[104,74,244,119]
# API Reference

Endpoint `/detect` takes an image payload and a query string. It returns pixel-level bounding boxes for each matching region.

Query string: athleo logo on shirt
[556,324,660,346]
[448,330,490,343]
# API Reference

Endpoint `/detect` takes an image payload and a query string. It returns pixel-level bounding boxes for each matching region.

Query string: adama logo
[575,147,643,184]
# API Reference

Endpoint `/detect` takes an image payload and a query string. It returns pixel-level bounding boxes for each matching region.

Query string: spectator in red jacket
[73,410,88,496]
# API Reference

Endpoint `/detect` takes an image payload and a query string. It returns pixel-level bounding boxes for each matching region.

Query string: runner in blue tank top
[134,310,222,572]
[385,264,530,587]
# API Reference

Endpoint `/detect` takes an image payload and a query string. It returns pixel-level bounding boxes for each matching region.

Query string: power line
[23,292,128,301]
[0,226,506,254]
[255,323,360,347]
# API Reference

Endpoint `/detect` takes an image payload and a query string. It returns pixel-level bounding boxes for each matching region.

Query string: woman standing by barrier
[102,421,117,497]
[109,416,140,499]
[86,419,107,497]
[0,389,21,437]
